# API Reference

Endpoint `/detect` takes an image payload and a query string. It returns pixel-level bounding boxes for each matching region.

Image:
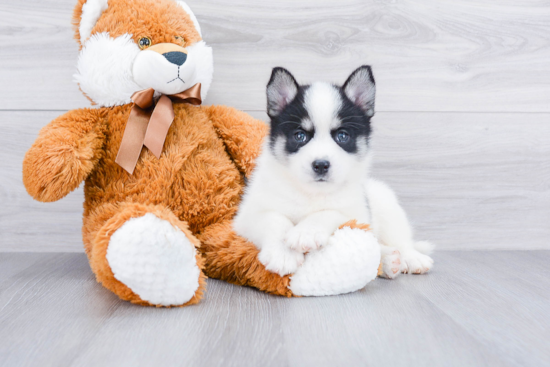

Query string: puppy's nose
[163,51,187,66]
[312,160,330,175]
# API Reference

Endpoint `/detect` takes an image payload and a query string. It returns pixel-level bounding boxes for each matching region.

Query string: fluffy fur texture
[75,32,142,107]
[289,225,381,296]
[23,0,432,307]
[79,0,108,44]
[176,1,202,36]
[365,179,435,274]
[234,67,434,281]
[85,202,207,307]
[107,213,202,306]
[23,0,298,306]
[185,41,213,101]
[73,0,212,107]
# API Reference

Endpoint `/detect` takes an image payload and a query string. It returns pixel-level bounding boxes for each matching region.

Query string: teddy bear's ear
[73,0,109,46]
[176,1,202,37]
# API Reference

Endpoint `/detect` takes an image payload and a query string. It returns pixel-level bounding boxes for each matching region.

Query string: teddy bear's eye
[175,36,185,45]
[138,37,152,50]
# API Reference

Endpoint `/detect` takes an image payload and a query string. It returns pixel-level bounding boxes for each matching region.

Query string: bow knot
[115,83,202,174]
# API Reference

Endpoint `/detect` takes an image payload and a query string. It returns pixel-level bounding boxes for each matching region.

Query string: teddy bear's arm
[23,108,105,202]
[206,105,269,177]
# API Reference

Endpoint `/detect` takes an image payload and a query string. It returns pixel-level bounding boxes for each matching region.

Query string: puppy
[233,66,434,278]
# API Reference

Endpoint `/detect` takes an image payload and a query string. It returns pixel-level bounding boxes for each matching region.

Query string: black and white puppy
[233,66,434,277]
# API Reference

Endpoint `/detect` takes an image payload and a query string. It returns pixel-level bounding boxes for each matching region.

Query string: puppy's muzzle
[312,160,330,175]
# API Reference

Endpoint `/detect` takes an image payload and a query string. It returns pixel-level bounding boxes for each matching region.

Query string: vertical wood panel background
[0,0,549,251]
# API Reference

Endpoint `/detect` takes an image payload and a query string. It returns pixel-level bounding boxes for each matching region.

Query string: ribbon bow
[115,83,202,174]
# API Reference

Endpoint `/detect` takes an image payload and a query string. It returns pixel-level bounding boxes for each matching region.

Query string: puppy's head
[266,66,376,190]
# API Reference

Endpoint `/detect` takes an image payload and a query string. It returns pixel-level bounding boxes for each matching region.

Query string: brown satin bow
[115,83,202,174]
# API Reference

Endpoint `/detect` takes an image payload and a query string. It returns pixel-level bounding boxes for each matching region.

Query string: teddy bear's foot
[87,203,206,307]
[288,226,381,296]
[106,213,203,306]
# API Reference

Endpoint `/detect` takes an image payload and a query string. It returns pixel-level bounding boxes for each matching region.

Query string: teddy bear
[22,0,400,307]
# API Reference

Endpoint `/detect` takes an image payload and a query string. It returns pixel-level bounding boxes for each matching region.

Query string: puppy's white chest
[276,187,370,225]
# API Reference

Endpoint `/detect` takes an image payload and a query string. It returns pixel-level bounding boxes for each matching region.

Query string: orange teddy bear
[23,0,383,307]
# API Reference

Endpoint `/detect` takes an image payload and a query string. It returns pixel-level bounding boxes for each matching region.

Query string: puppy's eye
[175,35,185,45]
[335,130,350,143]
[294,131,307,143]
[138,37,152,50]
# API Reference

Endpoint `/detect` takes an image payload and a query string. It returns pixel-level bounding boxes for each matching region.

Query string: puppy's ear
[267,67,299,116]
[343,65,376,116]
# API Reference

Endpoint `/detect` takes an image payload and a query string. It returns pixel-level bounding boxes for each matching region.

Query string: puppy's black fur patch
[269,86,313,154]
[333,89,372,153]
[266,65,375,155]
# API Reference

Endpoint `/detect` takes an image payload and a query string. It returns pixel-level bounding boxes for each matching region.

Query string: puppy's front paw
[258,245,305,276]
[284,225,330,253]
[401,249,433,274]
[379,246,402,279]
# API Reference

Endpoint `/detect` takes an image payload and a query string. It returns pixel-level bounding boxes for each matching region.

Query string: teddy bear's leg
[288,221,381,297]
[197,220,293,297]
[84,202,206,307]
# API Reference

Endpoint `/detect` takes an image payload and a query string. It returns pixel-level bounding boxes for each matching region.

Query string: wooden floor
[0,251,548,367]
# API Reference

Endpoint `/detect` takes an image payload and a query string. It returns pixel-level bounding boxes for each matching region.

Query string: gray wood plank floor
[0,251,548,367]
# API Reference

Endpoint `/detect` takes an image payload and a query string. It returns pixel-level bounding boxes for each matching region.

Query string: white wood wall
[1,0,549,251]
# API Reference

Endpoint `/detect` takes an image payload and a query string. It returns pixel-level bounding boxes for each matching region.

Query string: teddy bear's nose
[163,51,187,66]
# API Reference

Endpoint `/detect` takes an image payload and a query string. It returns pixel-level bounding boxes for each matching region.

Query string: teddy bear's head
[73,0,213,107]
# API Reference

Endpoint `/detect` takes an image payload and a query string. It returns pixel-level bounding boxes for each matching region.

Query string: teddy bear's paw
[289,227,381,296]
[401,249,434,274]
[106,213,201,306]
[258,244,305,277]
[379,246,402,279]
[284,224,330,253]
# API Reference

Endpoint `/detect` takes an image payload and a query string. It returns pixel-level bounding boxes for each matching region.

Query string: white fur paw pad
[284,225,330,253]
[380,246,402,279]
[258,244,305,277]
[106,213,201,306]
[401,249,434,274]
[289,228,381,296]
